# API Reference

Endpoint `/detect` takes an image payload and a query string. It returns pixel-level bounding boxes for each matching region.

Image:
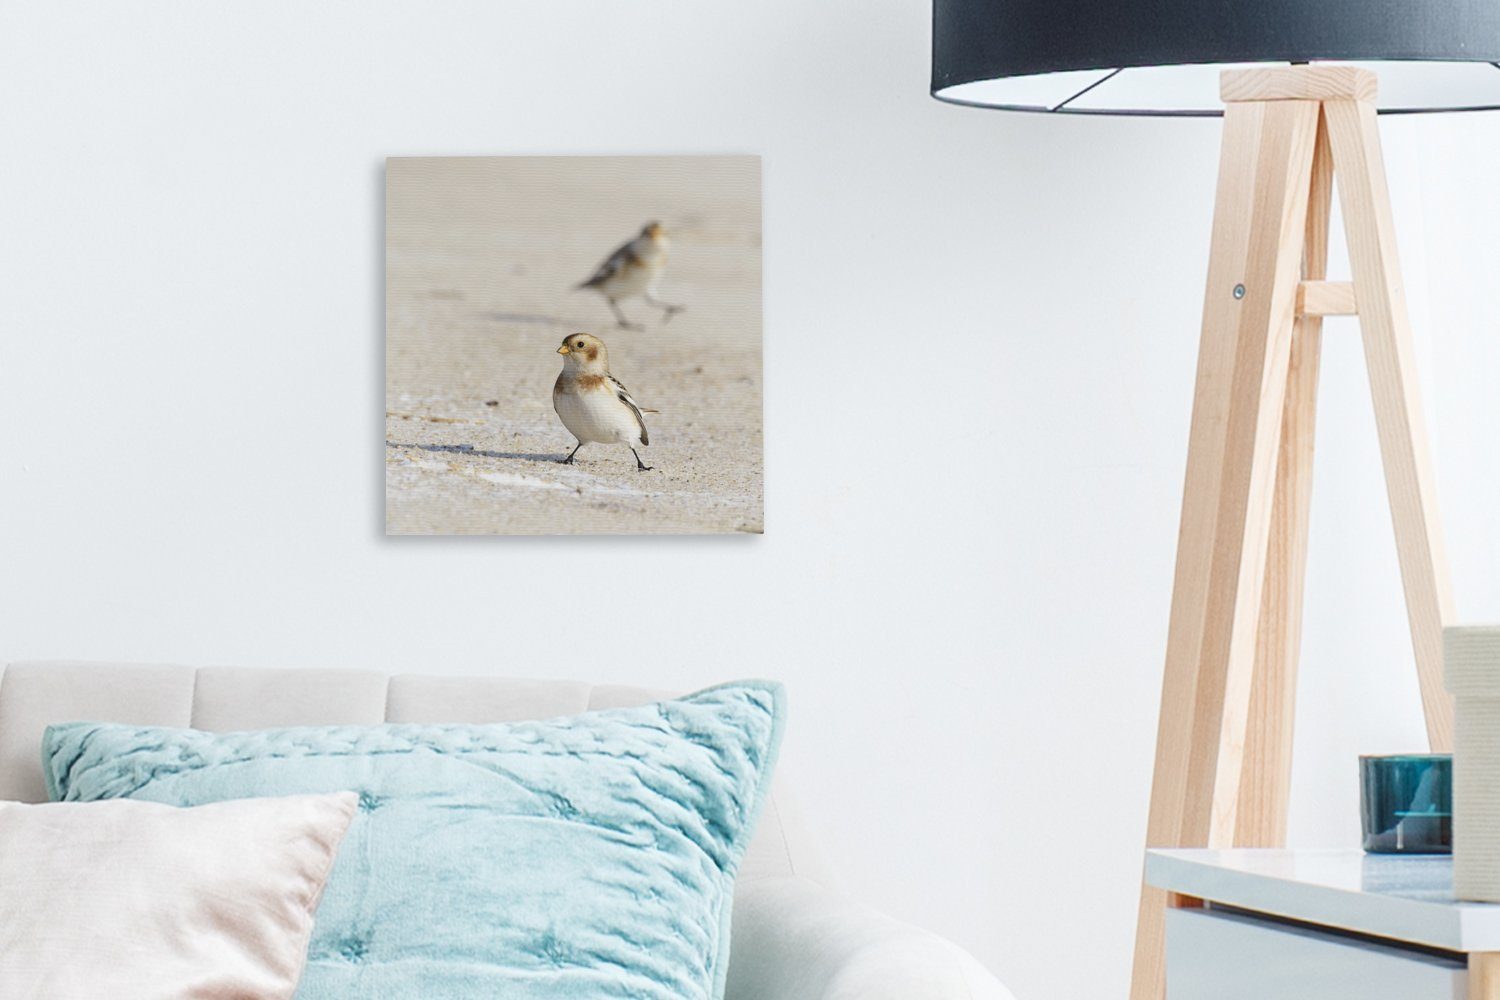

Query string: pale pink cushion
[0,792,357,1000]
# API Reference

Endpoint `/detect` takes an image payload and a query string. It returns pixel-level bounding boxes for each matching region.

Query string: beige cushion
[192,666,390,731]
[387,675,594,722]
[0,661,194,802]
[0,660,811,884]
[0,792,357,999]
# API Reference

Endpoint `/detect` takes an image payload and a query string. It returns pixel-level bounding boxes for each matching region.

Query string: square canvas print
[385,155,763,535]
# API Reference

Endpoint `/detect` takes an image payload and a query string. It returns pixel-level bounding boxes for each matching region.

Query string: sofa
[0,660,1014,1000]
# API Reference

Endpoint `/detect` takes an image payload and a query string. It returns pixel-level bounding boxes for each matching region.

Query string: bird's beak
[557,345,570,355]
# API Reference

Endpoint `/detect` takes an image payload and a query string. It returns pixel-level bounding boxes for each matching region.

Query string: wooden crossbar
[1296,280,1357,317]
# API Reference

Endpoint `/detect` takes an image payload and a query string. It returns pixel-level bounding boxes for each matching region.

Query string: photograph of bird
[575,221,684,330]
[552,333,655,471]
[386,154,762,535]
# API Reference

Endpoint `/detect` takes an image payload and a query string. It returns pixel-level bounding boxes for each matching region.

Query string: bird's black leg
[560,442,583,465]
[631,448,653,472]
[608,298,643,331]
[646,294,685,324]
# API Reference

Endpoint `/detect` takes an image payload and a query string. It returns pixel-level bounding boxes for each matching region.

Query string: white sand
[384,156,763,534]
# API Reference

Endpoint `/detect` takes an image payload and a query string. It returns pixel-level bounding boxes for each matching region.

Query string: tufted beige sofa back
[0,660,806,884]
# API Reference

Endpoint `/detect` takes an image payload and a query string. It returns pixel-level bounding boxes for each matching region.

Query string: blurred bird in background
[552,333,656,471]
[575,221,684,330]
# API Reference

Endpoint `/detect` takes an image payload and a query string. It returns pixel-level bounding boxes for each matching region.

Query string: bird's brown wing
[577,238,641,290]
[607,375,649,446]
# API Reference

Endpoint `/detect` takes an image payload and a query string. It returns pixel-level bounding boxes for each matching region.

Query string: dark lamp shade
[932,0,1500,115]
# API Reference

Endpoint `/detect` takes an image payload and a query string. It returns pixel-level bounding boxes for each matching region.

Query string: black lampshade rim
[931,95,1500,118]
[931,59,1500,117]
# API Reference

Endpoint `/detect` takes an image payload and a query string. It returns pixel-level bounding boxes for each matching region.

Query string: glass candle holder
[1359,754,1452,854]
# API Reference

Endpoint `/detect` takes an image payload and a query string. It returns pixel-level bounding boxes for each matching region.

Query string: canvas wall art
[385,155,763,535]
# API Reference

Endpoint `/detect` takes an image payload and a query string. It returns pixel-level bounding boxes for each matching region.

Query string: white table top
[1146,848,1500,953]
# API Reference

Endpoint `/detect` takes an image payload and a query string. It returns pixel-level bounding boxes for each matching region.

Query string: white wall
[2,4,1498,998]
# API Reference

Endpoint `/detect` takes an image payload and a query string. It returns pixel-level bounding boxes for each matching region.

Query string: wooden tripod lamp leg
[1129,96,1320,1000]
[1323,98,1457,750]
[1235,114,1334,848]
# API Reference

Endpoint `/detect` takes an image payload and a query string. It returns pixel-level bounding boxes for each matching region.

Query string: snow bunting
[552,333,654,471]
[575,221,684,330]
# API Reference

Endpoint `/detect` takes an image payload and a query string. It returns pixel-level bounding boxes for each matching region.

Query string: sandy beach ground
[385,156,762,535]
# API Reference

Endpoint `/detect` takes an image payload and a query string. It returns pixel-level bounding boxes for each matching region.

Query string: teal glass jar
[1359,754,1452,854]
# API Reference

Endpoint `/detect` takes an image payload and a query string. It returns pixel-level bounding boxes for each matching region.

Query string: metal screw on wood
[1233,283,1246,299]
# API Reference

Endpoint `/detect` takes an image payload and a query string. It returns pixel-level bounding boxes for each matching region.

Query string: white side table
[1146,848,1500,999]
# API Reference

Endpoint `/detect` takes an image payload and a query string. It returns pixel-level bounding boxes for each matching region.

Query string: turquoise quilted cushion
[43,681,784,1000]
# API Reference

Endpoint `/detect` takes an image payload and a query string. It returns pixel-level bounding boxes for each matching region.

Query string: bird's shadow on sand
[387,441,568,464]
[482,310,602,330]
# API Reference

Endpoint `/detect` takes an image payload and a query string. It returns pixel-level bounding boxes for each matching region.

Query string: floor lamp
[930,4,1500,997]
